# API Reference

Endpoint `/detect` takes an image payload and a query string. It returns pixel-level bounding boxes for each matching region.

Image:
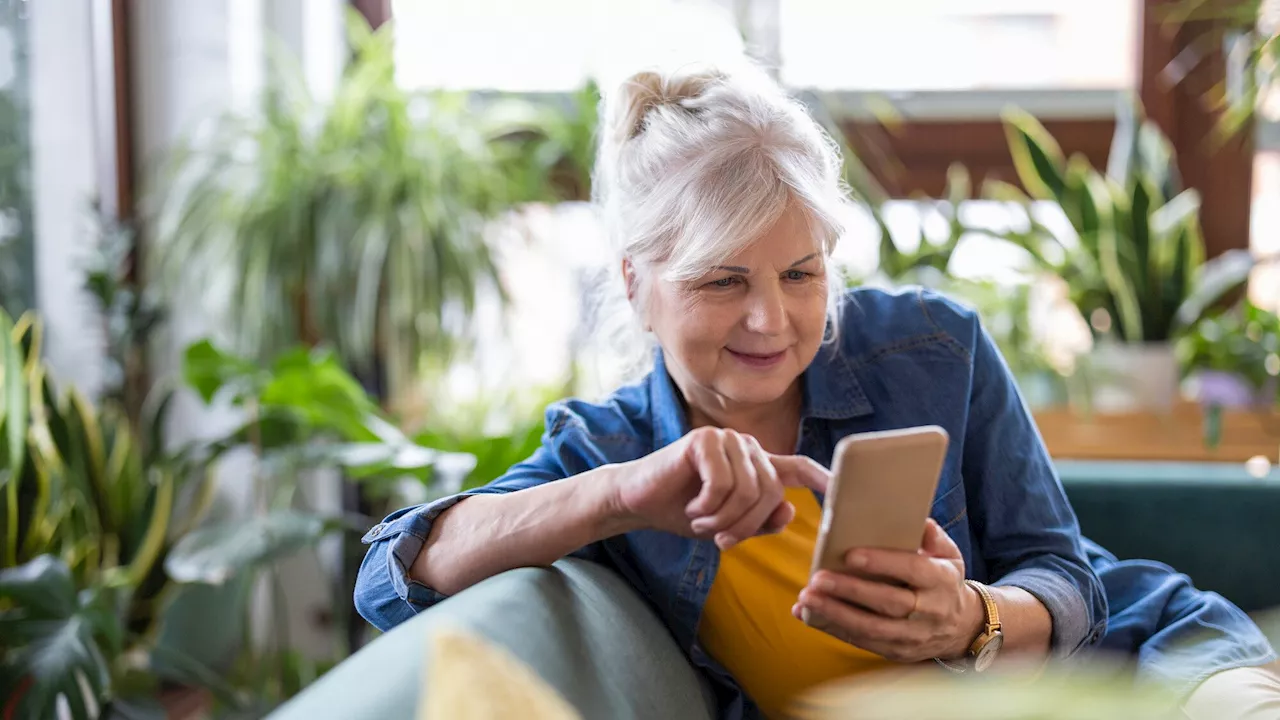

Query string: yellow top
[697,487,891,720]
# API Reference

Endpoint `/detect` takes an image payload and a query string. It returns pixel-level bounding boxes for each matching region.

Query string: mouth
[726,348,788,369]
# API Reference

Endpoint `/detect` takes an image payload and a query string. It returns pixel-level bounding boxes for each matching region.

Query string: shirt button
[695,569,706,585]
[369,524,383,537]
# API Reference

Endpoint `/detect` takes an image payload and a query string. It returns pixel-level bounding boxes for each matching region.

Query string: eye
[706,276,741,289]
[784,270,811,282]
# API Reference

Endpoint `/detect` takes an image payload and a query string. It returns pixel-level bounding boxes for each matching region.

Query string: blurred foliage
[170,338,475,713]
[0,307,477,717]
[81,205,164,426]
[1160,0,1279,144]
[0,5,32,318]
[151,11,534,393]
[792,660,1185,720]
[179,339,473,485]
[411,381,570,494]
[1178,299,1280,396]
[490,80,601,204]
[0,310,218,720]
[992,102,1254,344]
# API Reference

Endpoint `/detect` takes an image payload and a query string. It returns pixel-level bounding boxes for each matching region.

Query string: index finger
[768,454,830,493]
[684,432,736,518]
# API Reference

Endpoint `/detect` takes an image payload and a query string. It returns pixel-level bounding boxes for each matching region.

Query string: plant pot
[1086,341,1181,412]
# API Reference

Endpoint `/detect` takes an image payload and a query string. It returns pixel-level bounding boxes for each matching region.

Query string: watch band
[934,580,1001,673]
[965,579,1002,643]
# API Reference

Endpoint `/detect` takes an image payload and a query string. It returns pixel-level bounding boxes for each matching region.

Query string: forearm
[989,585,1051,661]
[409,463,638,596]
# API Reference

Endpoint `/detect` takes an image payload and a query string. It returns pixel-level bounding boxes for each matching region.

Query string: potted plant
[989,103,1256,411]
[149,11,539,397]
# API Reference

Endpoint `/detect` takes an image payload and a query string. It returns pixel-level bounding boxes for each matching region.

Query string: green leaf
[181,340,261,405]
[1090,176,1144,343]
[1002,107,1067,202]
[0,555,76,618]
[0,557,115,720]
[164,512,345,584]
[1,615,110,720]
[326,441,476,481]
[2,310,27,488]
[1175,249,1256,329]
[118,469,173,588]
[1148,189,1200,278]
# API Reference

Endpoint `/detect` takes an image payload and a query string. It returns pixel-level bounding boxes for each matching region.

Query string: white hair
[590,61,856,372]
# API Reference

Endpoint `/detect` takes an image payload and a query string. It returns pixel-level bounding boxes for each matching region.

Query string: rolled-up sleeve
[945,298,1108,655]
[354,429,570,632]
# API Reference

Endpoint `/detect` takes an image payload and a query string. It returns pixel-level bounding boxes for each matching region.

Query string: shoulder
[835,286,981,364]
[540,379,655,466]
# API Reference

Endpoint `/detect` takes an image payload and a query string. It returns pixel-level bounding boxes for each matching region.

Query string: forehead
[720,204,825,266]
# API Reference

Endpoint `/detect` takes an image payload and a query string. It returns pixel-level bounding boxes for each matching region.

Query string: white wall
[29,0,102,396]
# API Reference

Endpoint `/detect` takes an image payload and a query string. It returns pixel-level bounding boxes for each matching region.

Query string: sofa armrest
[268,558,717,720]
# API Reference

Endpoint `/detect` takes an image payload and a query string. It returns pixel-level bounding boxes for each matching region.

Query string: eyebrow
[713,253,820,275]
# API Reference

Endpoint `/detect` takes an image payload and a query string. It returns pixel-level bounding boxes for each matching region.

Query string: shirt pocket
[929,479,967,531]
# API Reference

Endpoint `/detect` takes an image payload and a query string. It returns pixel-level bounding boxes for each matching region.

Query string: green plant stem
[271,566,290,703]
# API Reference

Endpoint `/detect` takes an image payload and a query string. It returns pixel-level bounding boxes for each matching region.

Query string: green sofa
[268,460,1280,719]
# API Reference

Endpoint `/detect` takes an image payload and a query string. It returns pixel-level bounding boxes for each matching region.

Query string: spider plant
[150,11,527,393]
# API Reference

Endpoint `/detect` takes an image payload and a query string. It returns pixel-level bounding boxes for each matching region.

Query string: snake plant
[989,103,1255,344]
[0,309,215,719]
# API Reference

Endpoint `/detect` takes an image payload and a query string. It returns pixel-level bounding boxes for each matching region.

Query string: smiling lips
[726,348,788,369]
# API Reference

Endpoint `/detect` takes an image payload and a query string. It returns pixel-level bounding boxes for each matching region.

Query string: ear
[621,258,652,331]
[622,257,639,304]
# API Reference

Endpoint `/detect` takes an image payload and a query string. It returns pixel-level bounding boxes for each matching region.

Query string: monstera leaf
[164,512,347,585]
[0,556,120,720]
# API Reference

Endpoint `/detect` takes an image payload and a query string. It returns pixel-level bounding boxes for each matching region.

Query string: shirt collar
[647,343,873,450]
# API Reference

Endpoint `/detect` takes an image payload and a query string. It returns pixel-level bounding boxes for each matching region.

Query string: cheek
[647,286,728,348]
[792,283,830,340]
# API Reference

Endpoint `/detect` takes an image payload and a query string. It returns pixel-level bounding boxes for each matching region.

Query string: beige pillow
[420,628,582,720]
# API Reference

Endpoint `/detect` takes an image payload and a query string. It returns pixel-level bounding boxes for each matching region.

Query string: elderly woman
[355,63,1276,719]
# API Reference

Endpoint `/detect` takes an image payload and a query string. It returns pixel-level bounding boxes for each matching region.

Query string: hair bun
[607,67,724,143]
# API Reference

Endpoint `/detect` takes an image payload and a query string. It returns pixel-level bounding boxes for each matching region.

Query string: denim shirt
[355,287,1122,717]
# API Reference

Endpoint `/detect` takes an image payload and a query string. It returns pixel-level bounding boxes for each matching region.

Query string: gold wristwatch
[937,580,1004,673]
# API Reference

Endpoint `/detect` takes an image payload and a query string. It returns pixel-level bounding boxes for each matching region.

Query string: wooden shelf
[1033,403,1280,463]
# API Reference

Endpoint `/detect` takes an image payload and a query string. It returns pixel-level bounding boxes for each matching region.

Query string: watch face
[973,633,1004,673]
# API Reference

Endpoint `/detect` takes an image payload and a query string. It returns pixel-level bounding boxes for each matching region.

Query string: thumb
[921,518,962,560]
[768,454,830,493]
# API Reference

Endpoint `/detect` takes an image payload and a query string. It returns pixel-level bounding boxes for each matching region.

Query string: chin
[718,371,800,406]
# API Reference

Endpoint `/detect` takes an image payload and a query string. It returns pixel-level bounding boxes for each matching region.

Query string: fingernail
[847,552,867,568]
[715,533,736,550]
[690,519,710,534]
[816,574,835,592]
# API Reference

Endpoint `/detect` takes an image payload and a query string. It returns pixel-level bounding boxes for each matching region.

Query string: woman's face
[644,204,829,413]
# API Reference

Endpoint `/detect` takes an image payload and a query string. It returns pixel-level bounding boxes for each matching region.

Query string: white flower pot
[1087,342,1181,412]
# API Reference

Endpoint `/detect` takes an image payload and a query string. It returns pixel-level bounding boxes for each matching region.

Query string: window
[0,1,31,316]
[391,0,744,91]
[779,0,1139,92]
[1249,149,1280,311]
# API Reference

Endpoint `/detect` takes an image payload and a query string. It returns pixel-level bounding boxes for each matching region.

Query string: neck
[680,381,804,456]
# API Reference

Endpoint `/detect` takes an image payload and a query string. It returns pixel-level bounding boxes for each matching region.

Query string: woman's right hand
[611,427,830,550]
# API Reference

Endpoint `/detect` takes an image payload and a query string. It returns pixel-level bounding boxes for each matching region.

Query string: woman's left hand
[792,518,984,663]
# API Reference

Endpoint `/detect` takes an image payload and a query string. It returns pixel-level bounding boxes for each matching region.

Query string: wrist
[593,462,647,538]
[946,581,987,660]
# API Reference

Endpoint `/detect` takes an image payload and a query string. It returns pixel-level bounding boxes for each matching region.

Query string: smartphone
[803,425,950,632]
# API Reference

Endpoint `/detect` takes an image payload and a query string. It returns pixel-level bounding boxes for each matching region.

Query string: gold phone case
[803,425,950,633]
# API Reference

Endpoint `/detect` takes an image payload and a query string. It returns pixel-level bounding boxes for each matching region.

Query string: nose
[742,280,788,336]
